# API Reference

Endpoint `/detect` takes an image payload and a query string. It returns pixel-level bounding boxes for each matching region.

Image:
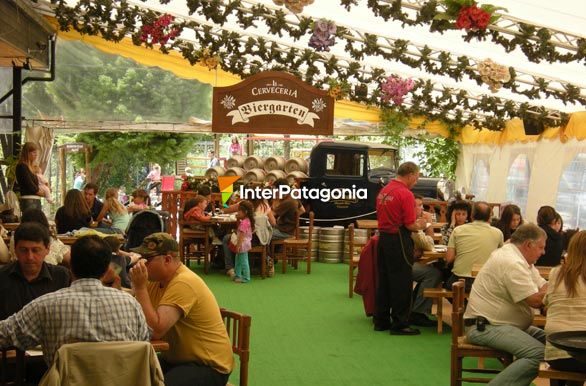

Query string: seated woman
[537,206,564,266]
[55,189,92,234]
[127,189,150,213]
[96,188,131,234]
[492,204,523,242]
[544,230,586,380]
[10,208,70,266]
[441,200,471,245]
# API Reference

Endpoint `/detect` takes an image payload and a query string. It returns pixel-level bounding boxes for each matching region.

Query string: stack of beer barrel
[205,155,309,185]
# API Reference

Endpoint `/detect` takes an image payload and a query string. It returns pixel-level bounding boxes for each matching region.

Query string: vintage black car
[302,141,440,223]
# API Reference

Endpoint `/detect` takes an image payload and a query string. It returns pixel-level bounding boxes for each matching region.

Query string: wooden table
[418,249,446,265]
[471,264,551,279]
[151,339,170,352]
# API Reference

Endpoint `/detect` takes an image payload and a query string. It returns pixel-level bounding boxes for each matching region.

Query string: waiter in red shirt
[374,161,426,335]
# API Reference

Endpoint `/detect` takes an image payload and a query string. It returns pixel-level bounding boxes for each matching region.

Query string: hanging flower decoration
[272,0,314,14]
[180,175,199,191]
[380,75,414,106]
[308,19,337,52]
[477,59,511,92]
[197,48,221,70]
[434,0,506,31]
[326,79,350,100]
[140,14,181,45]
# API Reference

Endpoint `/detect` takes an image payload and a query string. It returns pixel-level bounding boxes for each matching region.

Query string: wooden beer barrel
[244,156,264,170]
[226,155,245,168]
[243,168,266,184]
[265,170,287,184]
[204,166,225,179]
[264,156,286,171]
[224,167,246,177]
[284,157,308,173]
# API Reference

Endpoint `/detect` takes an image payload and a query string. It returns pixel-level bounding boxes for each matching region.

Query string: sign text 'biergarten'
[212,71,334,135]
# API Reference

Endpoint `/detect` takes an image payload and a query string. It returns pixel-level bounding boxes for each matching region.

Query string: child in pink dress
[232,200,254,283]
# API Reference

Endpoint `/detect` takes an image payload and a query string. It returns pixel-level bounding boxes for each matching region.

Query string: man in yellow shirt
[130,233,233,386]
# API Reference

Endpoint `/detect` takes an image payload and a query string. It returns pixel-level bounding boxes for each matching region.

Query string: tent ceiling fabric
[28,0,586,142]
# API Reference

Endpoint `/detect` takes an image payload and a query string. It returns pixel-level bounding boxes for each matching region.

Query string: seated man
[130,233,234,386]
[411,196,442,327]
[271,178,304,240]
[84,182,104,222]
[464,223,548,386]
[0,235,150,369]
[445,201,503,292]
[0,222,70,320]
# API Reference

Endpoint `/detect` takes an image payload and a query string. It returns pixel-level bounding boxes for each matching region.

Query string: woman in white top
[544,230,586,379]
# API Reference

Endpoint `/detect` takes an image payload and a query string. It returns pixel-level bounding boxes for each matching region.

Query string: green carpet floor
[191,262,455,386]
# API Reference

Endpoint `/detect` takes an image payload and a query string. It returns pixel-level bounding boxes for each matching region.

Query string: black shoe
[390,326,421,335]
[373,323,391,332]
[409,313,436,327]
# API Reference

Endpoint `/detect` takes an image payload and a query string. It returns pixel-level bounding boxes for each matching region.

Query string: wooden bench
[538,362,586,385]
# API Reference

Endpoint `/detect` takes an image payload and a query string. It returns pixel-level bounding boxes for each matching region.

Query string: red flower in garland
[140,14,181,45]
[455,5,491,30]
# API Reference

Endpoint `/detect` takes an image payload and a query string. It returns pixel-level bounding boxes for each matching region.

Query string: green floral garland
[43,0,570,131]
[340,0,586,65]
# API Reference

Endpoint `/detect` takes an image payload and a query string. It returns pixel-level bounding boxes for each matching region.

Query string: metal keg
[204,166,225,179]
[243,168,266,184]
[244,156,264,170]
[318,227,345,263]
[284,157,309,173]
[226,155,245,168]
[343,228,368,263]
[286,171,308,185]
[265,170,287,184]
[264,156,286,171]
[224,167,246,177]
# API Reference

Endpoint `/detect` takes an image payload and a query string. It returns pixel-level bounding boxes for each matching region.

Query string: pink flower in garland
[308,19,336,52]
[140,14,181,45]
[380,76,414,106]
[455,5,491,30]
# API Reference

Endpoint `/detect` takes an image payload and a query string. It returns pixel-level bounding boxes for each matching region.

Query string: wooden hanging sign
[212,71,334,135]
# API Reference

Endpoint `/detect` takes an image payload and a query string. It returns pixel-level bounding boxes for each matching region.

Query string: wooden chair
[269,212,301,272]
[423,287,453,334]
[1,347,25,386]
[221,308,252,386]
[538,362,586,385]
[178,210,211,274]
[348,224,367,298]
[451,280,513,385]
[281,212,314,274]
[248,244,267,279]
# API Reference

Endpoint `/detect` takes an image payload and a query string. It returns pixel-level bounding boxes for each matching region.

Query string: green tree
[21,39,213,191]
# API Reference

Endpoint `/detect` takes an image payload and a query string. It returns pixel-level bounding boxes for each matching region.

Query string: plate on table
[434,245,447,252]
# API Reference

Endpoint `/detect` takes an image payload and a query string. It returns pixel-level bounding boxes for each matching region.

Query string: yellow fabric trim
[51,17,586,145]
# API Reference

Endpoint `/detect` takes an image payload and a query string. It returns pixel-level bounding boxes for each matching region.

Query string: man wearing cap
[130,233,234,386]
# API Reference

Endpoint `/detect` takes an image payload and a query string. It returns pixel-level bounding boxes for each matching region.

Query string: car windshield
[368,148,397,170]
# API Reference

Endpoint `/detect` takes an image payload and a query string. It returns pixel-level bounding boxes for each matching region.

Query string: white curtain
[25,124,54,173]
[456,137,586,223]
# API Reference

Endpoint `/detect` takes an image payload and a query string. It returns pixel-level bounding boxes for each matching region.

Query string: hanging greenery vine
[339,0,586,65]
[42,0,571,131]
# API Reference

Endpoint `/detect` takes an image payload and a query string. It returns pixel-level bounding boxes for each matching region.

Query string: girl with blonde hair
[96,188,131,233]
[544,230,586,377]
